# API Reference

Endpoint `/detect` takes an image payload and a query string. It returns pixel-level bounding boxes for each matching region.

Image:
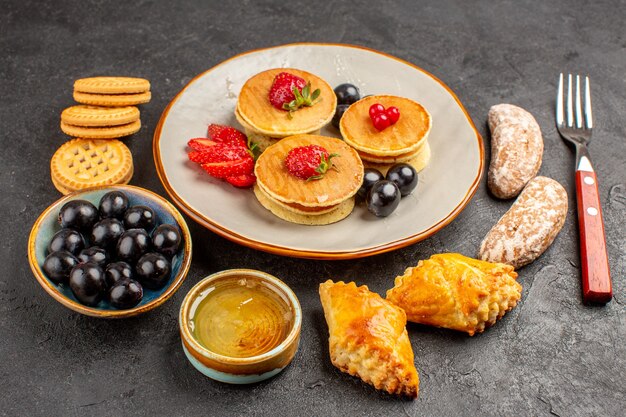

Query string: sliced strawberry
[188,138,218,151]
[207,124,247,147]
[201,156,254,179]
[188,144,250,164]
[188,150,214,164]
[226,173,256,188]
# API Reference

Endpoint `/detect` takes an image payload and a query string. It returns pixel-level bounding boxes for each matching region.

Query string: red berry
[188,144,250,164]
[369,103,385,119]
[207,124,247,147]
[187,138,218,151]
[200,156,254,179]
[386,106,400,124]
[268,72,307,110]
[373,113,391,131]
[226,173,257,188]
[284,145,339,180]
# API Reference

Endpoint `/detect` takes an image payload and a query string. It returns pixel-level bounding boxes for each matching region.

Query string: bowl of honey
[179,269,302,384]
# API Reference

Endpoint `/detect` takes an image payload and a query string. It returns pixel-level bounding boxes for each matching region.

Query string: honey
[189,275,294,358]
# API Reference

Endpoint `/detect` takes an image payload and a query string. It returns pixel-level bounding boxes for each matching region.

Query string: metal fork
[556,73,612,304]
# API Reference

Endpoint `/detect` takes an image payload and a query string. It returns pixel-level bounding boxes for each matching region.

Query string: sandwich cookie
[50,138,134,195]
[236,68,336,145]
[61,105,140,127]
[74,77,150,94]
[73,91,151,107]
[73,77,151,107]
[340,95,432,172]
[60,119,141,139]
[254,135,363,225]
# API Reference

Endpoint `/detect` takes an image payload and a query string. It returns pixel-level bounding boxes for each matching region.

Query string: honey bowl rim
[179,268,302,366]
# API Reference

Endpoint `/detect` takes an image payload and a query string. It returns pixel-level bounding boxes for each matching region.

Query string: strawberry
[226,173,256,188]
[269,72,321,117]
[207,124,247,147]
[188,124,260,188]
[284,145,339,181]
[188,138,218,151]
[201,156,254,179]
[188,144,250,164]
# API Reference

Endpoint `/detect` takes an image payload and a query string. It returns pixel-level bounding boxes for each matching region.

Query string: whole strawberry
[285,145,339,181]
[269,72,321,117]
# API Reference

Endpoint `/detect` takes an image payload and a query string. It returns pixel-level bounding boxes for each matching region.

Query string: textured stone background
[1,0,625,416]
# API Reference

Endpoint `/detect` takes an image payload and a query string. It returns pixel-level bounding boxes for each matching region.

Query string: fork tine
[567,74,574,127]
[556,73,564,126]
[575,75,583,128]
[584,76,593,129]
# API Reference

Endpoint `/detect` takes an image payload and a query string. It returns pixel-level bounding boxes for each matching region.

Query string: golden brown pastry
[319,280,419,398]
[386,253,522,336]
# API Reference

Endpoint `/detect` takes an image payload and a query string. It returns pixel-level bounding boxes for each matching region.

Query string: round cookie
[254,185,355,226]
[60,120,141,139]
[51,165,133,195]
[73,91,152,106]
[50,138,134,194]
[236,68,336,137]
[74,77,150,94]
[61,105,140,127]
[340,95,431,156]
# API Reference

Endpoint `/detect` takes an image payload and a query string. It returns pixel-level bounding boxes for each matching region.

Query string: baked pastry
[319,280,419,398]
[386,253,521,336]
[254,134,363,225]
[479,176,567,268]
[339,95,431,173]
[487,104,543,199]
[235,68,336,149]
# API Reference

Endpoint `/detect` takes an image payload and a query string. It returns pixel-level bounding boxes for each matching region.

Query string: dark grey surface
[1,0,625,415]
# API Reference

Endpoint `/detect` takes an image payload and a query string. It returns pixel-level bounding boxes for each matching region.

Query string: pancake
[254,185,355,226]
[340,95,431,156]
[254,183,340,215]
[364,141,431,176]
[236,68,336,137]
[236,107,324,152]
[254,134,364,208]
[358,140,429,164]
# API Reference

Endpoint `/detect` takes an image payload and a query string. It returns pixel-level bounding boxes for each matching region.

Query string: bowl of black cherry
[28,185,192,318]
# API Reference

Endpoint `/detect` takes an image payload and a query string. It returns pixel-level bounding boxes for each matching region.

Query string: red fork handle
[575,170,612,304]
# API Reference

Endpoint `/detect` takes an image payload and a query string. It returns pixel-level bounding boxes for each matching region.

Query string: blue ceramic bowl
[28,185,192,318]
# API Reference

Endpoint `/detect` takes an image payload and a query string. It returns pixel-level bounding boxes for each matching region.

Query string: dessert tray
[153,43,483,259]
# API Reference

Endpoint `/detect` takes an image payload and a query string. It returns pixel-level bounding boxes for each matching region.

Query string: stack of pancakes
[339,95,431,175]
[235,68,336,151]
[253,135,364,225]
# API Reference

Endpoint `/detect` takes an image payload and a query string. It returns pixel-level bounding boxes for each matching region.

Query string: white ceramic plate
[153,43,483,259]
